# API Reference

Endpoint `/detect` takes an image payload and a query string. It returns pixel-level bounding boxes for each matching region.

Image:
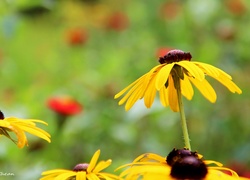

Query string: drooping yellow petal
[212,73,242,94]
[143,71,158,108]
[180,74,194,100]
[189,77,217,103]
[194,62,242,94]
[205,170,232,180]
[114,74,146,99]
[87,173,100,180]
[124,83,146,111]
[178,61,205,81]
[93,160,112,173]
[133,153,166,163]
[159,86,169,107]
[76,171,86,180]
[97,172,121,180]
[155,63,174,90]
[204,160,223,166]
[0,120,11,127]
[168,75,179,112]
[53,172,76,180]
[41,169,72,176]
[194,62,232,79]
[9,125,28,148]
[14,123,51,143]
[117,74,147,105]
[88,150,101,173]
[193,62,221,78]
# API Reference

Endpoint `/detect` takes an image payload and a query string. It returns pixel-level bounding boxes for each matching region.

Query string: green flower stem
[176,84,191,150]
[173,67,191,150]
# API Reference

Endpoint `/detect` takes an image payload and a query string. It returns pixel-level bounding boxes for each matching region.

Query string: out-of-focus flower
[215,20,236,41]
[160,1,182,19]
[115,49,242,112]
[106,12,129,31]
[40,149,121,180]
[47,96,83,116]
[117,148,248,180]
[47,95,83,130]
[0,111,51,148]
[225,0,246,15]
[156,47,174,58]
[66,28,88,46]
[227,161,250,178]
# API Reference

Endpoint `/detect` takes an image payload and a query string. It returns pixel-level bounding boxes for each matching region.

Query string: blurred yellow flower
[115,49,242,112]
[0,111,51,148]
[117,148,247,180]
[40,149,121,180]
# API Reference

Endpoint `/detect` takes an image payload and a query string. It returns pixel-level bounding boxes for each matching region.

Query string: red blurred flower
[225,0,246,15]
[66,28,88,46]
[160,1,182,19]
[106,12,129,31]
[226,161,250,178]
[47,96,83,116]
[156,47,174,58]
[215,20,236,41]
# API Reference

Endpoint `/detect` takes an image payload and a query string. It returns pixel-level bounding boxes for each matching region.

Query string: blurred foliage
[0,0,250,179]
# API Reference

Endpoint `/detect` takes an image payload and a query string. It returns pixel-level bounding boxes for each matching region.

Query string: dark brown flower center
[166,148,208,179]
[73,163,89,172]
[0,111,5,120]
[158,49,192,64]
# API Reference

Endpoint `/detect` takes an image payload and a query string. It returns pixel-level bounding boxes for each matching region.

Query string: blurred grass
[0,0,250,179]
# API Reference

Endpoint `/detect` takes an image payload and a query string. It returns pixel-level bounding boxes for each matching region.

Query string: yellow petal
[15,123,51,143]
[118,76,146,105]
[143,72,158,108]
[168,75,179,112]
[54,172,76,180]
[0,120,11,127]
[178,61,205,81]
[206,169,238,180]
[93,160,112,173]
[41,169,72,176]
[10,125,28,148]
[124,83,146,111]
[76,171,86,180]
[97,172,120,180]
[194,62,242,94]
[86,173,100,180]
[189,77,217,103]
[212,74,242,94]
[88,150,100,173]
[159,86,169,107]
[136,153,166,163]
[194,62,232,79]
[114,74,146,99]
[155,63,174,90]
[180,74,194,100]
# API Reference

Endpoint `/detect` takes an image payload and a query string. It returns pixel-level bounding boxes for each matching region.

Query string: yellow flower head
[115,49,242,112]
[117,148,248,180]
[0,111,51,148]
[40,149,121,180]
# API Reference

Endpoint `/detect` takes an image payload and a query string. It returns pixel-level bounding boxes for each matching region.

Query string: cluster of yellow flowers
[0,49,248,180]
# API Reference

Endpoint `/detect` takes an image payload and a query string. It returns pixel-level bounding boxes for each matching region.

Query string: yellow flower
[0,111,51,148]
[115,49,242,112]
[117,148,248,180]
[40,149,121,180]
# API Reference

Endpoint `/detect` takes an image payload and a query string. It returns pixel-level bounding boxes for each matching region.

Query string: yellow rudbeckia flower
[115,49,242,112]
[0,111,51,148]
[117,148,248,180]
[40,149,121,180]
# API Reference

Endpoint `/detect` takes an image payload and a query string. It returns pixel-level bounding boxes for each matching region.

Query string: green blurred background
[0,0,250,179]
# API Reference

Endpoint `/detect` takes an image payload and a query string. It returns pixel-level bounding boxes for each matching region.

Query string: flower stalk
[173,67,191,150]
